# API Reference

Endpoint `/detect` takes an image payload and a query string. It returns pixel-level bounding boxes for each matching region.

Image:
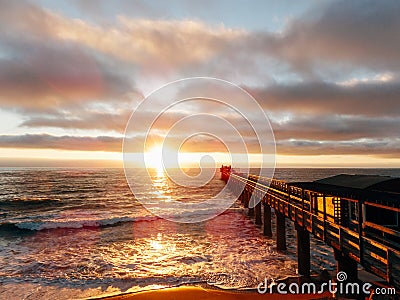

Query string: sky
[0,0,399,168]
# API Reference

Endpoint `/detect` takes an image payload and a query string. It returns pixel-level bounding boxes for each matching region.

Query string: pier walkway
[220,166,400,290]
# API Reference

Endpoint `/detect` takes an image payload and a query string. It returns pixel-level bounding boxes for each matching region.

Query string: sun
[145,144,206,171]
[144,145,164,172]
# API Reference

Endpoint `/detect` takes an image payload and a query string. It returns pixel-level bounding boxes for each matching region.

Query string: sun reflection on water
[156,165,164,177]
[149,239,163,251]
[150,167,172,199]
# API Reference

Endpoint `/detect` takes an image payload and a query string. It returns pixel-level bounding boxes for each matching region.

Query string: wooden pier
[219,166,400,290]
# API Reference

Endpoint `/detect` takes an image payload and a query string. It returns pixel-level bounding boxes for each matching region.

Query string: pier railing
[220,166,400,289]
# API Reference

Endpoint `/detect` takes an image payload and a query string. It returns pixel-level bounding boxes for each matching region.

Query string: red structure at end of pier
[220,165,231,182]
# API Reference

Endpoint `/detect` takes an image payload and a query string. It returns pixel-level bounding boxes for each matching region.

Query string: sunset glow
[144,146,164,171]
[0,2,399,299]
[0,1,399,168]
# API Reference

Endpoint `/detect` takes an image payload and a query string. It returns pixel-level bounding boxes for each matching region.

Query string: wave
[0,215,160,232]
[0,197,62,208]
[0,206,240,232]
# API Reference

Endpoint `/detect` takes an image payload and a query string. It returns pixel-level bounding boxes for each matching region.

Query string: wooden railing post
[323,193,327,242]
[358,199,364,265]
[301,189,305,227]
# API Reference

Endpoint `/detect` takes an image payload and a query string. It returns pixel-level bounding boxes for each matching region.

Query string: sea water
[0,168,399,299]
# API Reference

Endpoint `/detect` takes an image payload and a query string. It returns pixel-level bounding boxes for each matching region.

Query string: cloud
[1,133,399,160]
[0,134,122,152]
[0,0,243,131]
[20,109,196,133]
[249,80,400,117]
[0,38,140,113]
[172,0,400,80]
[248,0,400,75]
[0,1,244,72]
[3,0,400,83]
[0,0,399,161]
[276,138,400,158]
[20,111,132,132]
[272,115,400,141]
[0,2,143,117]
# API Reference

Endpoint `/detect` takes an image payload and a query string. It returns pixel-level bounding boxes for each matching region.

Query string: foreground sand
[92,285,333,300]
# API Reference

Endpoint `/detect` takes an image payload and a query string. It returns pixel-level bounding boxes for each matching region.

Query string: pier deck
[220,166,400,290]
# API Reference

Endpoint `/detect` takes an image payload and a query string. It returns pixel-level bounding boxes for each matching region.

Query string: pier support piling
[276,212,287,251]
[296,225,311,276]
[334,249,358,282]
[240,193,245,205]
[248,206,254,217]
[255,202,262,225]
[247,191,254,216]
[263,204,272,237]
[244,191,249,208]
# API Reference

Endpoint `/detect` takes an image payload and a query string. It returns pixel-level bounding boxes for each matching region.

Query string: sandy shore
[91,285,333,300]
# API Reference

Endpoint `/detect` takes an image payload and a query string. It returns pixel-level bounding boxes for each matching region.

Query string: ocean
[0,168,399,299]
